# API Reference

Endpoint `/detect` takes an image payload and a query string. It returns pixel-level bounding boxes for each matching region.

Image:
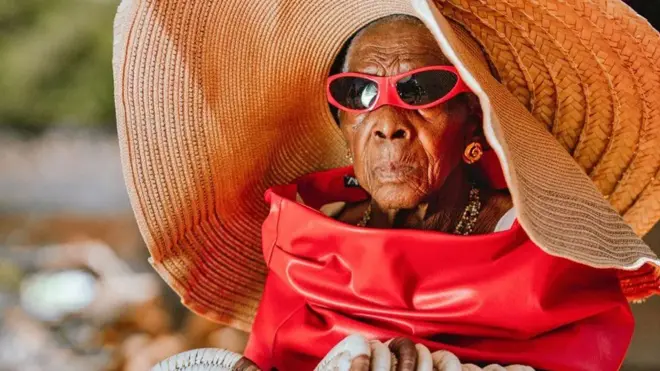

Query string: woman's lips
[373,163,415,182]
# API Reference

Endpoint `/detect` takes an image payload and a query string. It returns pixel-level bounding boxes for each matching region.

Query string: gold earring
[463,142,483,164]
[346,150,353,163]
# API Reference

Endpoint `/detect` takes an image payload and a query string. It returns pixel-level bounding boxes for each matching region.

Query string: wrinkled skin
[345,338,421,371]
[340,18,473,212]
[337,16,511,232]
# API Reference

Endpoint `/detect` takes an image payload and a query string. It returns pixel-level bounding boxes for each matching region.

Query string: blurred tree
[0,0,119,134]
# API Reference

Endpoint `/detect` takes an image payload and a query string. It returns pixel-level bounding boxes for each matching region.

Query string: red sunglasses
[327,65,470,113]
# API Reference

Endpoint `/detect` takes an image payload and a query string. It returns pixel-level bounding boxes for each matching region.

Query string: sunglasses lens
[396,70,458,106]
[329,76,378,110]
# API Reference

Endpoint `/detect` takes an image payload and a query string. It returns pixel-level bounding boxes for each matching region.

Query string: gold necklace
[357,203,372,227]
[452,186,481,235]
[357,186,481,235]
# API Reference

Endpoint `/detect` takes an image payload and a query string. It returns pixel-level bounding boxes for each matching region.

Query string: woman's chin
[371,183,426,210]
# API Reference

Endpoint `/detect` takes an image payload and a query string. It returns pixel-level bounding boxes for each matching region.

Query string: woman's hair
[330,15,423,77]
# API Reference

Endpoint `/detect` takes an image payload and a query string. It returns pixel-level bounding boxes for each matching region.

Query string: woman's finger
[414,344,433,371]
[349,354,370,371]
[315,334,371,371]
[387,338,418,371]
[369,340,391,371]
[431,350,461,371]
[233,357,262,371]
[460,365,481,371]
[482,365,506,371]
[504,366,535,371]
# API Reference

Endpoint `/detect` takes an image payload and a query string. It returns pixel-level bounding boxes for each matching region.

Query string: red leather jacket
[244,167,633,371]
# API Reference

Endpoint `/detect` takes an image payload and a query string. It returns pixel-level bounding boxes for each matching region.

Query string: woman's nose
[371,111,412,141]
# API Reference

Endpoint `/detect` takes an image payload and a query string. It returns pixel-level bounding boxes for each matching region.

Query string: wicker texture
[113,0,660,329]
[151,348,241,371]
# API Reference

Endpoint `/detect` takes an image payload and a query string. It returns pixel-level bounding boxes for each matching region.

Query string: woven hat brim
[415,0,658,267]
[438,0,660,235]
[114,0,660,329]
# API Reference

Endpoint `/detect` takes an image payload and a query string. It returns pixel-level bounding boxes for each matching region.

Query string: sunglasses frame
[327,65,471,114]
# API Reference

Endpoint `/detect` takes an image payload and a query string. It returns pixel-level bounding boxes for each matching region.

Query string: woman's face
[340,19,477,210]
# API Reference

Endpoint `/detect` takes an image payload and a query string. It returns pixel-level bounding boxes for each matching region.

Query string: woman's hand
[315,335,535,371]
[152,339,533,371]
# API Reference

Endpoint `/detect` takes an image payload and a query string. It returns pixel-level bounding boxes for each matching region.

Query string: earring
[346,150,353,163]
[463,142,483,164]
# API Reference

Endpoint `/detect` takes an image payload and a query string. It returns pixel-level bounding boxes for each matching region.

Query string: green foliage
[0,0,119,133]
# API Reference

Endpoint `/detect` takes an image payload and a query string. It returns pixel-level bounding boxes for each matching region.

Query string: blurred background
[0,1,247,370]
[0,0,658,370]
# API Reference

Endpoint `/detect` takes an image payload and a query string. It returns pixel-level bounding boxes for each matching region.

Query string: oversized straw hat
[113,0,660,330]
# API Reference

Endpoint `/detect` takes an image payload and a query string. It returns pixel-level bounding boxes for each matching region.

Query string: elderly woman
[328,16,510,232]
[114,0,660,370]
